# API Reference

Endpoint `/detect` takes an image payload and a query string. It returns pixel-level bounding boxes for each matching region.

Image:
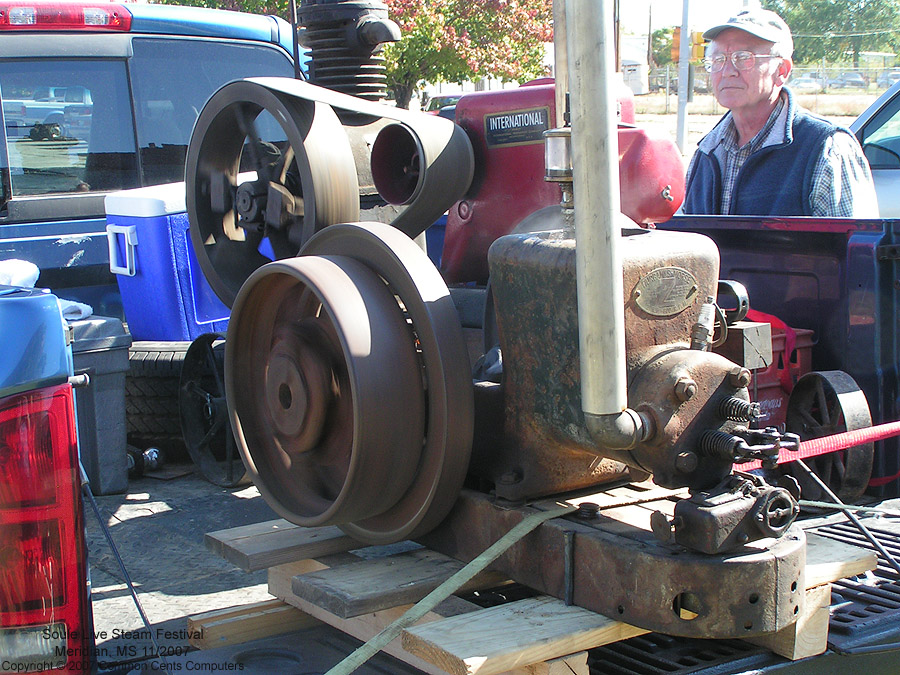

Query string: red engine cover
[441,81,685,285]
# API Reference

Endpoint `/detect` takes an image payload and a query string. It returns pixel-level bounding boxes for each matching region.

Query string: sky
[619,0,752,35]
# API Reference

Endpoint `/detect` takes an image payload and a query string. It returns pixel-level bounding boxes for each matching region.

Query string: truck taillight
[0,384,91,673]
[0,1,131,30]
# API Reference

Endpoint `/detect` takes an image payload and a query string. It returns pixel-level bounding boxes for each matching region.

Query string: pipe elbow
[585,408,651,450]
[358,17,401,46]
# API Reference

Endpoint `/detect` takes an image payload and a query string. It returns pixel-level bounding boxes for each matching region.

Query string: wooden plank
[205,519,356,571]
[269,561,481,675]
[402,595,648,675]
[291,548,508,619]
[747,584,832,660]
[805,532,877,588]
[187,599,320,650]
[521,652,588,675]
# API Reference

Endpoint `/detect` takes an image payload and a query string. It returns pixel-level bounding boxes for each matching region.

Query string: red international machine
[441,79,685,284]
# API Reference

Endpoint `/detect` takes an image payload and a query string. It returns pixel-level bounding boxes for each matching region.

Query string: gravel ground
[84,465,278,666]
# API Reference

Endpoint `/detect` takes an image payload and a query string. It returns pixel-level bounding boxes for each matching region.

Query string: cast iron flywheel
[186,79,359,308]
[783,370,874,501]
[226,222,474,544]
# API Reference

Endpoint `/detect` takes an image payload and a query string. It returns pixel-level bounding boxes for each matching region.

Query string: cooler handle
[106,224,138,277]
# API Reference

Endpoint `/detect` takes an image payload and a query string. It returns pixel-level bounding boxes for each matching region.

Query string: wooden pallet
[197,487,878,674]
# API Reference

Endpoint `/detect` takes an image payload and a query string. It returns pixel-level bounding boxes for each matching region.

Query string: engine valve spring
[718,397,760,422]
[699,429,742,461]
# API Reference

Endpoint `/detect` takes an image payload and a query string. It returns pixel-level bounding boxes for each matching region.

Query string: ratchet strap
[740,419,900,471]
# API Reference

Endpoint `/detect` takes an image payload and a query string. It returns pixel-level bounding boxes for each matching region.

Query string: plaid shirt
[686,89,879,218]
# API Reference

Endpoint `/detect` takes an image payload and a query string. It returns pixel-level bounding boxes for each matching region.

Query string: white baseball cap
[703,9,793,56]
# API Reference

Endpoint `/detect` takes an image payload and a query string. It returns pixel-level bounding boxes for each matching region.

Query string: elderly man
[682,8,878,217]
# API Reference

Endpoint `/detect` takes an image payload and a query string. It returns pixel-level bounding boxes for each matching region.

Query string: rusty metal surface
[484,227,748,497]
[300,222,474,544]
[420,488,806,639]
[225,254,426,530]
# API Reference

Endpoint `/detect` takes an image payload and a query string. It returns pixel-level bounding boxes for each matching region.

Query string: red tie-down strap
[745,309,796,393]
[740,420,900,472]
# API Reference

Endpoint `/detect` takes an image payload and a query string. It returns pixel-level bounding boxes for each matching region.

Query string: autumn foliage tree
[158,0,552,109]
[384,0,553,108]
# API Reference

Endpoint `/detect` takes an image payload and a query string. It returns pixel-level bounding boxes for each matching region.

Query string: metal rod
[795,459,900,577]
[564,530,575,606]
[81,472,167,665]
[290,0,302,81]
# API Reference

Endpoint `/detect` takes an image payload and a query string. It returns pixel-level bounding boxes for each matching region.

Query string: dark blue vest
[683,101,843,216]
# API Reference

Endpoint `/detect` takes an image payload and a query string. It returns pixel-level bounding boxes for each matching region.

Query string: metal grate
[810,519,900,644]
[588,633,763,675]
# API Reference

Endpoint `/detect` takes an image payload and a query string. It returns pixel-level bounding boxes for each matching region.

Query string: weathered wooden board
[402,595,648,675]
[205,519,355,571]
[291,548,508,618]
[187,599,319,649]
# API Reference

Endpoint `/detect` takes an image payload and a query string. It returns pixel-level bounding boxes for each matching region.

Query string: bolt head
[674,377,698,402]
[675,451,698,473]
[729,367,752,389]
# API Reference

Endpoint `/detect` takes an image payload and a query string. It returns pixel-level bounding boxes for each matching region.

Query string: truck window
[0,60,138,195]
[858,97,900,169]
[130,38,295,185]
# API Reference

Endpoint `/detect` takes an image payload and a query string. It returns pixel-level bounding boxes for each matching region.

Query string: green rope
[323,503,577,675]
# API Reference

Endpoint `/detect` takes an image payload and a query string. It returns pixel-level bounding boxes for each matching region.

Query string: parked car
[790,75,825,93]
[829,72,867,89]
[0,1,304,317]
[424,93,463,115]
[877,70,900,88]
[852,78,900,217]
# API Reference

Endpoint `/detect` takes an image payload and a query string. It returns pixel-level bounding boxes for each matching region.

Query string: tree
[383,0,552,109]
[159,0,552,109]
[651,27,675,67]
[762,0,900,67]
[158,0,288,16]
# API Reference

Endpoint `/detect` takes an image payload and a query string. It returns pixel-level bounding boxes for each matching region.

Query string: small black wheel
[783,371,874,501]
[179,333,249,488]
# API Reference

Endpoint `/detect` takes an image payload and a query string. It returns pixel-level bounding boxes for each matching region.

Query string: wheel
[226,253,427,534]
[300,222,474,543]
[783,371,874,501]
[126,341,191,460]
[179,333,250,488]
[186,79,359,308]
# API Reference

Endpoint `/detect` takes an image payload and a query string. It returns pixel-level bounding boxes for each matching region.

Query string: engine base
[419,485,806,639]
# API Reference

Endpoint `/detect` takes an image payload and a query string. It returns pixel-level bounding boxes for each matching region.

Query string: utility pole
[676,0,690,153]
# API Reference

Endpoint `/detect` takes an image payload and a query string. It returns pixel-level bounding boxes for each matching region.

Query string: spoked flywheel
[783,370,874,501]
[226,222,474,545]
[179,333,249,488]
[186,79,359,307]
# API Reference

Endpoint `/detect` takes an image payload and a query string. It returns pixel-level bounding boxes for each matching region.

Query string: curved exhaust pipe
[371,118,474,239]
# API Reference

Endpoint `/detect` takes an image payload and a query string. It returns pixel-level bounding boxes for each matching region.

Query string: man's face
[708,28,790,114]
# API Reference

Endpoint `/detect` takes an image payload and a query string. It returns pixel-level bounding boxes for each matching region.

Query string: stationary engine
[186,0,807,639]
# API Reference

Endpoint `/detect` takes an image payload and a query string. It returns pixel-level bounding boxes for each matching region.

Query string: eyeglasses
[703,51,781,73]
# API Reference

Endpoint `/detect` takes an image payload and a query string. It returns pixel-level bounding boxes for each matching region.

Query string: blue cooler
[105,183,229,341]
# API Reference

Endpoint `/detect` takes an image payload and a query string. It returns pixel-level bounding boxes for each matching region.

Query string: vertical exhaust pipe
[567,0,648,448]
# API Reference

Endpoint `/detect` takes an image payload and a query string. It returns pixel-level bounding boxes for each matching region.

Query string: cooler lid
[70,316,133,353]
[105,182,186,217]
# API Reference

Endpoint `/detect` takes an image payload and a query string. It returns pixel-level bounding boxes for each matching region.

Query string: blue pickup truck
[0,1,302,317]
